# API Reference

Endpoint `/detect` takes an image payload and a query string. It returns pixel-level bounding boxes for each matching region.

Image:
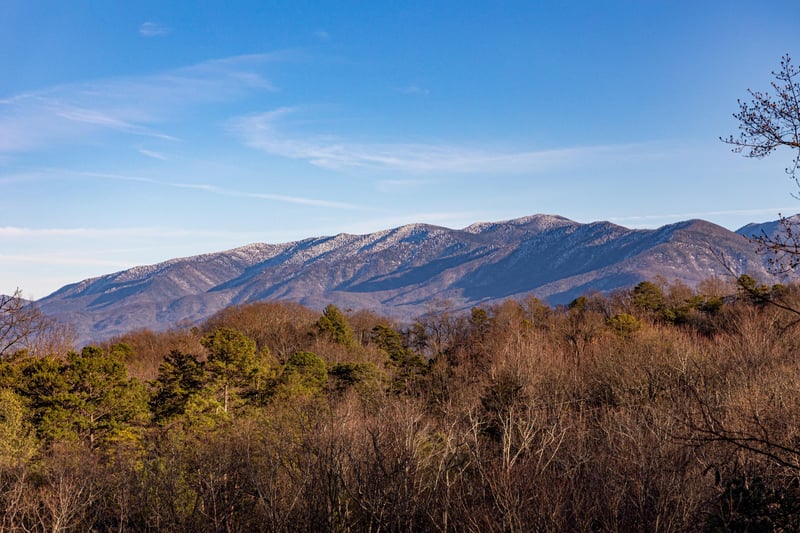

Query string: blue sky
[2,1,799,299]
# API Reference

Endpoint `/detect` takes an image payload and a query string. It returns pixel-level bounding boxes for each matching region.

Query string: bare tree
[723,54,800,272]
[723,55,800,177]
[0,288,51,358]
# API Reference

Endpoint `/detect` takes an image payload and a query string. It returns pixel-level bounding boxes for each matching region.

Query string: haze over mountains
[37,214,795,346]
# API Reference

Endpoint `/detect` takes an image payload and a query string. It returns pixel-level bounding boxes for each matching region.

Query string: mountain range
[37,214,795,346]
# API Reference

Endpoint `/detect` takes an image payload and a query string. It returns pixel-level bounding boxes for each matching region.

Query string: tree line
[1,276,800,531]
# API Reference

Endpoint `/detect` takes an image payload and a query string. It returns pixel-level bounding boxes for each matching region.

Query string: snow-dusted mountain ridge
[38,214,793,345]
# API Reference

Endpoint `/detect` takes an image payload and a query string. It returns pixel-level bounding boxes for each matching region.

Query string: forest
[0,275,799,532]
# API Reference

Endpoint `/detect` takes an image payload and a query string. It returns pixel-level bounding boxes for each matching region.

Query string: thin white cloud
[52,99,178,140]
[0,225,274,240]
[0,53,286,153]
[608,207,800,223]
[0,226,188,238]
[139,22,170,37]
[66,170,157,184]
[170,182,361,209]
[62,170,364,210]
[138,148,168,160]
[230,107,659,174]
[0,253,132,268]
[314,30,330,41]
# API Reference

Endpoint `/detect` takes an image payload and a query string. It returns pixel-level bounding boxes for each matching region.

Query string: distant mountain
[38,214,791,346]
[736,214,800,240]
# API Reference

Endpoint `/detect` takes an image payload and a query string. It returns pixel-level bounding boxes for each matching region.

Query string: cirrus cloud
[229,107,667,175]
[139,22,170,37]
[0,53,288,154]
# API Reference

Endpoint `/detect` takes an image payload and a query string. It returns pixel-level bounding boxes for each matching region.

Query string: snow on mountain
[736,214,800,240]
[37,214,792,346]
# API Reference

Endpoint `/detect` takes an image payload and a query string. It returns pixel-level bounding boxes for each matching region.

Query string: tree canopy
[724,55,800,274]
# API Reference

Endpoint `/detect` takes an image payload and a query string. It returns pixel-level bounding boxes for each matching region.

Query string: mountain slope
[736,214,800,241]
[38,214,787,345]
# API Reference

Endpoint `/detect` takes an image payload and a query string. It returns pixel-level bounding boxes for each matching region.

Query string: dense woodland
[0,46,793,533]
[1,275,800,532]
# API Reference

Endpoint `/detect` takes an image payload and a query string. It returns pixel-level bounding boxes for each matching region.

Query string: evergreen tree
[202,327,264,414]
[62,345,150,448]
[316,304,356,348]
[150,349,207,422]
[13,346,148,448]
[632,281,665,312]
[371,324,427,389]
[279,351,328,397]
[0,388,37,466]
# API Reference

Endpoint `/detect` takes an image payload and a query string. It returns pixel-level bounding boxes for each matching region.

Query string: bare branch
[722,54,800,182]
[0,288,53,358]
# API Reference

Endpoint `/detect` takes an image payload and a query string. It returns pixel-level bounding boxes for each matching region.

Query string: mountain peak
[736,213,800,240]
[37,213,793,346]
[463,213,576,234]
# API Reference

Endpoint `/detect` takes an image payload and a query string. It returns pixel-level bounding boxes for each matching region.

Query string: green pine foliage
[0,388,37,466]
[633,280,666,312]
[202,327,271,414]
[606,313,642,337]
[151,349,207,422]
[277,351,328,397]
[316,304,356,347]
[63,345,150,448]
[1,283,800,530]
[371,323,427,391]
[5,346,148,449]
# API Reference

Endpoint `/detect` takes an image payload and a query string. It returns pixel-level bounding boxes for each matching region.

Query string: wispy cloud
[138,148,168,160]
[608,207,800,224]
[0,253,132,268]
[0,225,278,242]
[0,226,204,238]
[314,30,330,41]
[0,53,287,153]
[139,22,170,37]
[230,107,665,174]
[170,182,362,209]
[63,170,363,210]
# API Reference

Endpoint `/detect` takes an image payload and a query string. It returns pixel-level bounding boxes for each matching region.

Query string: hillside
[38,214,787,345]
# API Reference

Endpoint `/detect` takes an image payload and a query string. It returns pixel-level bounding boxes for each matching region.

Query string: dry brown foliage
[4,283,800,530]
